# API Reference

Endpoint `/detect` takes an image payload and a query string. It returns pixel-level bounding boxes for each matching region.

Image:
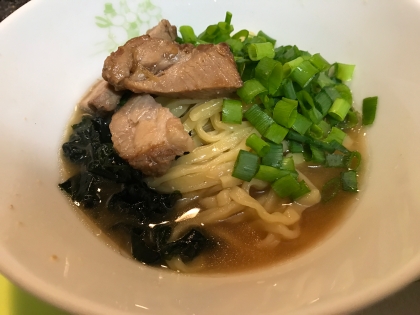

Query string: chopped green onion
[239,62,258,81]
[248,42,275,61]
[284,57,304,73]
[222,99,243,124]
[325,153,345,167]
[308,107,324,124]
[324,127,346,144]
[179,26,198,44]
[232,150,260,182]
[273,99,298,128]
[255,57,283,95]
[271,174,301,198]
[316,120,332,137]
[261,95,276,112]
[328,98,351,121]
[261,143,283,168]
[335,84,353,105]
[291,113,312,135]
[282,97,299,106]
[286,129,314,144]
[290,60,319,88]
[362,96,378,125]
[321,177,341,202]
[288,140,304,153]
[247,35,267,44]
[299,97,323,124]
[197,13,234,43]
[343,109,359,128]
[225,38,244,53]
[324,86,341,102]
[244,104,274,134]
[336,63,355,81]
[308,123,324,139]
[316,72,335,88]
[281,156,295,171]
[286,130,336,153]
[314,90,333,116]
[254,165,290,182]
[263,123,288,144]
[282,79,297,100]
[341,170,358,192]
[275,45,301,64]
[345,151,361,170]
[232,29,249,40]
[181,14,369,200]
[329,140,350,154]
[309,145,326,163]
[300,50,312,60]
[257,30,276,45]
[299,100,323,124]
[237,79,267,104]
[290,180,311,200]
[246,133,270,157]
[224,11,232,24]
[309,53,330,71]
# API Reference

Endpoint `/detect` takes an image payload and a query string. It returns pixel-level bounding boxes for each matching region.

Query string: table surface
[1,1,420,314]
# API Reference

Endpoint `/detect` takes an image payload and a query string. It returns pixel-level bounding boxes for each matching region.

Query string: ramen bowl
[1,0,420,314]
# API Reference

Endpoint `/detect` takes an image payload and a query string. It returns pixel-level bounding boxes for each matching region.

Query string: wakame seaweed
[59,114,210,265]
[131,226,209,264]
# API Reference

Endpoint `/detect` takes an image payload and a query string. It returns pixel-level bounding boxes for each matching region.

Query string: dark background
[0,0,30,21]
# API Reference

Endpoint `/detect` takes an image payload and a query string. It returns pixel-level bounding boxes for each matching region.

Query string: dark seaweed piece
[89,142,140,183]
[62,116,99,164]
[161,229,209,262]
[131,225,171,264]
[58,171,101,208]
[131,228,162,264]
[107,183,182,222]
[131,225,209,265]
[61,115,181,215]
[59,114,211,267]
[62,115,142,183]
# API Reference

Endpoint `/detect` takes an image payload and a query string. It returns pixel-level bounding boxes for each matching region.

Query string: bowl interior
[1,0,420,314]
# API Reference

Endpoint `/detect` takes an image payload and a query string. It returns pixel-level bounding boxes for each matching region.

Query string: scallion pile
[178,12,378,202]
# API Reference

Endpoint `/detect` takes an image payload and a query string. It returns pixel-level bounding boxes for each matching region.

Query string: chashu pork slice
[79,80,123,115]
[102,35,243,99]
[146,19,177,42]
[110,94,194,176]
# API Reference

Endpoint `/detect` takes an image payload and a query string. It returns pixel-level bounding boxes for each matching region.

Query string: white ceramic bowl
[1,0,420,314]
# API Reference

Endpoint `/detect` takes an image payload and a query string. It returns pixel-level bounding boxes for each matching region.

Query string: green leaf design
[95,16,112,28]
[104,3,117,16]
[95,0,162,53]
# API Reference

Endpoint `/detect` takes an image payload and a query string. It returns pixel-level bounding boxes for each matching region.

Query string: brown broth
[193,175,358,273]
[165,127,366,273]
[60,106,366,274]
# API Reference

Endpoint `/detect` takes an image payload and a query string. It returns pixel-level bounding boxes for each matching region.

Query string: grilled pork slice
[146,19,177,41]
[109,94,194,176]
[79,80,122,114]
[102,35,243,99]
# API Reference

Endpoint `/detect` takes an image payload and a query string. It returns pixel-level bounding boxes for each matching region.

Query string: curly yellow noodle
[189,99,223,121]
[170,200,245,241]
[195,118,230,143]
[228,186,300,225]
[174,126,254,165]
[145,98,323,255]
[146,137,249,188]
